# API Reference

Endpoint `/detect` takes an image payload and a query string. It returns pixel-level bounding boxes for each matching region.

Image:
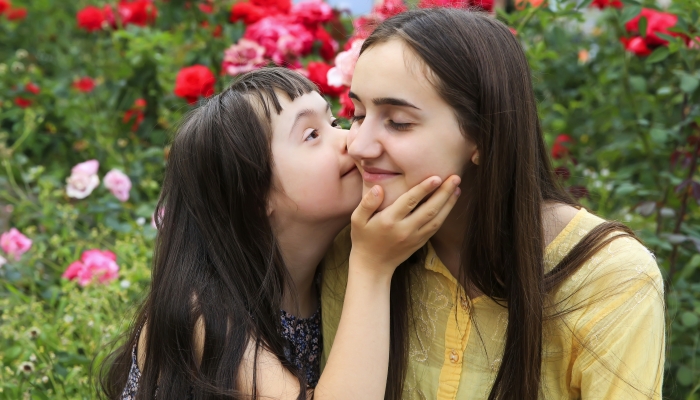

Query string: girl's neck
[430,198,580,299]
[430,192,469,281]
[273,216,348,319]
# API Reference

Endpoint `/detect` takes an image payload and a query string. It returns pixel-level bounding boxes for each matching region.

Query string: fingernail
[454,187,461,197]
[432,177,441,187]
[371,186,380,196]
[453,177,461,186]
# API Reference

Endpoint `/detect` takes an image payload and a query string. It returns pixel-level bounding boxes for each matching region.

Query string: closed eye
[388,120,412,131]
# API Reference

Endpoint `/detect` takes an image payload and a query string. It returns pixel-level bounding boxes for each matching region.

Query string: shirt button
[450,349,460,363]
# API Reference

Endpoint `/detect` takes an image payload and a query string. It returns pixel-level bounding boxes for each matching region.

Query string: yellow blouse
[320,209,665,399]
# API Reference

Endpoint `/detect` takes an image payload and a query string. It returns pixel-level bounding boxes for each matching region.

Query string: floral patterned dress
[120,308,322,399]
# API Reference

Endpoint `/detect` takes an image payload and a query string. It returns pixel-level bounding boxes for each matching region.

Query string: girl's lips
[361,168,400,182]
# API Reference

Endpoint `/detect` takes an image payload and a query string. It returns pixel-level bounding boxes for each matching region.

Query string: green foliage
[499,0,700,396]
[1,0,699,397]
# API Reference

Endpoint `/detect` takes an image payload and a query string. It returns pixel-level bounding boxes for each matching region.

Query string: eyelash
[351,115,412,132]
[388,120,412,131]
[304,130,319,141]
[305,118,338,142]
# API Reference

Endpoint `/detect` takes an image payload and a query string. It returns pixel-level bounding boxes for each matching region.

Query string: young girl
[100,67,461,399]
[320,9,665,400]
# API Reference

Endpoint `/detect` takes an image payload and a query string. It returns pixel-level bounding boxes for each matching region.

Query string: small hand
[349,175,461,280]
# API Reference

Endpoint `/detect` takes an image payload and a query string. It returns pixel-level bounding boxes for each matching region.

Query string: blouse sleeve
[568,236,665,400]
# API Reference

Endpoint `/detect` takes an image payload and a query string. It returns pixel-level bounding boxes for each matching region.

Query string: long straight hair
[361,9,651,400]
[99,68,317,399]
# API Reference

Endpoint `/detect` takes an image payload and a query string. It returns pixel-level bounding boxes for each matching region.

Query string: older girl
[100,67,460,399]
[321,9,665,400]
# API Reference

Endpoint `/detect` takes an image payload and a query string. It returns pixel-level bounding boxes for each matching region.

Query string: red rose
[73,77,96,93]
[551,134,573,160]
[77,6,107,32]
[374,0,406,19]
[0,0,10,14]
[315,26,338,62]
[568,185,589,199]
[418,0,492,11]
[250,0,291,14]
[198,2,214,13]
[470,0,494,12]
[123,98,147,131]
[174,65,216,104]
[212,24,222,37]
[620,36,652,56]
[625,8,678,47]
[307,62,344,97]
[230,2,266,24]
[14,97,31,108]
[25,82,40,94]
[5,6,26,20]
[554,166,571,180]
[338,88,355,119]
[117,0,157,27]
[591,0,622,9]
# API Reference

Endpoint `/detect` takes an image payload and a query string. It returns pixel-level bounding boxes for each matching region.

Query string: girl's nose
[347,122,382,160]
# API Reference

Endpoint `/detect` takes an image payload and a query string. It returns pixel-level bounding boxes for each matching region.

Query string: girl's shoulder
[547,208,663,315]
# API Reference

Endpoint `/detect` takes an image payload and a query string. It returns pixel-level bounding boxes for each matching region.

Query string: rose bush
[1,0,699,397]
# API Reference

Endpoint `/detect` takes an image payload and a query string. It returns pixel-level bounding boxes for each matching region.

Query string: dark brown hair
[361,9,657,400]
[99,67,317,399]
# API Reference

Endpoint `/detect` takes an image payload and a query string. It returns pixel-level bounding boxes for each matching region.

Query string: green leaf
[638,16,647,38]
[681,311,699,327]
[621,5,642,23]
[646,47,670,64]
[576,0,594,10]
[677,365,694,386]
[680,73,700,94]
[650,128,668,143]
[629,76,647,92]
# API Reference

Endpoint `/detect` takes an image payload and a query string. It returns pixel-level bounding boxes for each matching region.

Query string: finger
[408,175,461,229]
[384,176,442,221]
[351,185,384,225]
[418,183,460,235]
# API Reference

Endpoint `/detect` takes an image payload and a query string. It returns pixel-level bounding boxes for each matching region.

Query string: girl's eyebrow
[289,101,331,137]
[348,91,420,110]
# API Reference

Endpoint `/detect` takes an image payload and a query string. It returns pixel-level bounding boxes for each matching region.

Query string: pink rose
[244,16,314,65]
[222,39,267,76]
[0,228,32,261]
[291,0,333,27]
[66,160,100,199]
[71,159,99,175]
[103,169,132,202]
[62,249,119,287]
[327,39,363,88]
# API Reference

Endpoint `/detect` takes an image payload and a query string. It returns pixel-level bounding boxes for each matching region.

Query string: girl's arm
[241,175,461,400]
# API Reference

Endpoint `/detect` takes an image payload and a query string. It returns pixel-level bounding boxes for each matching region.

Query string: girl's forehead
[352,41,443,110]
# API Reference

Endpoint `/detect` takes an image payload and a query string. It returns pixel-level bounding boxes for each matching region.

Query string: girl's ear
[471,149,480,166]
